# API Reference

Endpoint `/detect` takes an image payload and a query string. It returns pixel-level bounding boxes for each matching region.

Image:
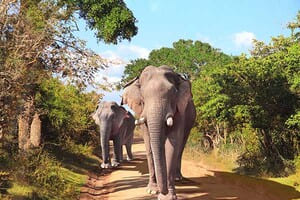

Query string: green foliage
[36,78,100,141]
[0,130,93,199]
[74,0,138,44]
[122,24,300,176]
[191,21,300,175]
[25,3,46,32]
[62,138,94,156]
[14,150,78,199]
[0,77,100,199]
[288,11,300,40]
[0,171,10,194]
[121,39,232,84]
[0,0,138,138]
[295,155,300,170]
[0,0,138,198]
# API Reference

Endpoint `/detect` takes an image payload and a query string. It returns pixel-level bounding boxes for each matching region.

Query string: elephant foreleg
[112,135,122,167]
[100,130,111,168]
[142,124,158,194]
[175,131,189,181]
[162,135,179,200]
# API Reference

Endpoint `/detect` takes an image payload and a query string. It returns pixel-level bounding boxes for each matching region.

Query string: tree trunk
[18,97,34,151]
[0,128,3,141]
[30,112,41,147]
[216,123,220,136]
[259,129,285,173]
[223,122,227,145]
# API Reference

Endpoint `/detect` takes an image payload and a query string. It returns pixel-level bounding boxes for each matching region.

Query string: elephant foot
[146,188,158,195]
[101,163,111,169]
[127,156,133,161]
[175,175,183,182]
[146,183,158,195]
[111,161,120,167]
[157,192,177,200]
[175,172,184,182]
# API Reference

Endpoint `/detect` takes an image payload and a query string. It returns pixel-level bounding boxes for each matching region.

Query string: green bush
[294,155,300,170]
[62,138,94,156]
[0,171,10,194]
[15,150,77,200]
[36,78,100,144]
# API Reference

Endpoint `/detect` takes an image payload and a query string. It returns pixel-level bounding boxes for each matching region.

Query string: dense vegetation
[0,0,299,198]
[0,78,101,199]
[121,12,300,177]
[0,0,137,199]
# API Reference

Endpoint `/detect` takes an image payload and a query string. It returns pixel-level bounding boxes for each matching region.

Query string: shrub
[15,150,77,200]
[62,138,94,156]
[0,171,10,194]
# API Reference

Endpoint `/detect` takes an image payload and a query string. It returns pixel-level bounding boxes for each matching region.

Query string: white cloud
[92,44,150,100]
[233,31,256,48]
[101,50,127,65]
[118,45,150,59]
[101,45,150,62]
[97,44,150,83]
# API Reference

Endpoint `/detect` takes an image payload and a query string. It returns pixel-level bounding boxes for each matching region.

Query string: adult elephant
[92,101,135,168]
[122,66,196,200]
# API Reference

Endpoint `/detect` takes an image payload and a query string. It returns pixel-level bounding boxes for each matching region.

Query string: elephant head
[122,66,192,197]
[92,101,129,167]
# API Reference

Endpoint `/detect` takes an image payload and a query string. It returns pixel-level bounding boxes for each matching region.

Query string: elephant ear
[92,103,104,125]
[121,79,143,117]
[176,77,192,115]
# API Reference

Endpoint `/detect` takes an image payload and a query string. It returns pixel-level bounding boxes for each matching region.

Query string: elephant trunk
[100,120,111,165]
[147,101,168,195]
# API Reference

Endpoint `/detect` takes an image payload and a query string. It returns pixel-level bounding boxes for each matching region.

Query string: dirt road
[80,138,300,200]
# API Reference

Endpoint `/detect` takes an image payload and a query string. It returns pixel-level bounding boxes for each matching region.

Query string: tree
[192,24,300,175]
[121,39,232,84]
[288,11,300,41]
[0,0,138,151]
[36,78,100,143]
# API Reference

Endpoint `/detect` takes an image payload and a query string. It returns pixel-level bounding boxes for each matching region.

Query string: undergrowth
[0,137,95,200]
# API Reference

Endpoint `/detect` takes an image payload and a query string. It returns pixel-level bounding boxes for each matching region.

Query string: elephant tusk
[166,117,173,126]
[135,117,145,125]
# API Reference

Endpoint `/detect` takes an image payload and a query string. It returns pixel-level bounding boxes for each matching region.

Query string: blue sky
[76,0,300,103]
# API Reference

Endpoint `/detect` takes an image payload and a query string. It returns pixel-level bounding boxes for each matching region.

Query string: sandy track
[80,138,300,200]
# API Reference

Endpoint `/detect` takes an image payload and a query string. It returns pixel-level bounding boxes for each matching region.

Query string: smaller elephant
[92,101,135,168]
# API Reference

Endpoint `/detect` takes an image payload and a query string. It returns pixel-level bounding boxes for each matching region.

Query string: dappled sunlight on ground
[80,138,300,200]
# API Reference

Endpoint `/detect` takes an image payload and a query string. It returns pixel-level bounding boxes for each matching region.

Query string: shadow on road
[176,172,300,200]
[112,155,300,200]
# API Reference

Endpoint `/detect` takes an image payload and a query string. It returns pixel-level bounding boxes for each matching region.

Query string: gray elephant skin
[122,66,196,200]
[92,101,135,168]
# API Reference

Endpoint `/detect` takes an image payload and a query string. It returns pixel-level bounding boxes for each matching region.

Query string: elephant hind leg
[125,142,133,161]
[125,130,134,161]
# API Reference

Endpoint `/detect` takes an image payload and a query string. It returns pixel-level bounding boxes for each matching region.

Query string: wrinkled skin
[92,101,135,168]
[122,66,196,200]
